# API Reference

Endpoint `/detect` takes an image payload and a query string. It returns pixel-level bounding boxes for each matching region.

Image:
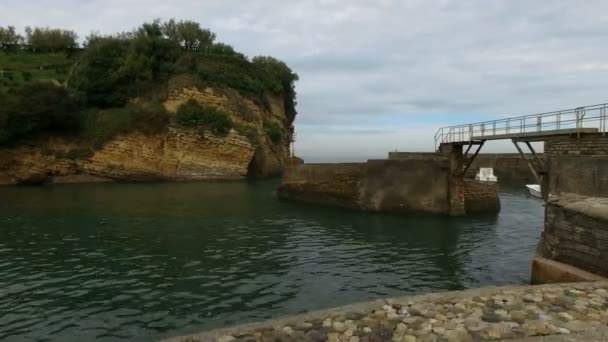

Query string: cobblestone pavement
[166,282,608,342]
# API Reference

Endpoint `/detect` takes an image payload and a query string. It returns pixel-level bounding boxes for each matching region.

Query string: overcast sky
[3,1,608,161]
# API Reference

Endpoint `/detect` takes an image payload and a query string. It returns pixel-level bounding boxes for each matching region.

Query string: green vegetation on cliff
[0,20,298,147]
[175,99,232,136]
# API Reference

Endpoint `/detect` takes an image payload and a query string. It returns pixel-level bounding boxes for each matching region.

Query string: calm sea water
[0,180,543,341]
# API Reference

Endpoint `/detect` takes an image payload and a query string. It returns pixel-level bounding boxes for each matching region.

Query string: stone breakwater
[166,282,608,342]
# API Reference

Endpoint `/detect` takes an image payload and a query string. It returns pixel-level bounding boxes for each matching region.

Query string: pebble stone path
[171,282,608,342]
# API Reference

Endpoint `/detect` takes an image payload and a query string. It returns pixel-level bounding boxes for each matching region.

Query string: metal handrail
[434,103,608,150]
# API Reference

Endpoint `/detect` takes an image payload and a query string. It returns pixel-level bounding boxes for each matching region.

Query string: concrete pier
[278,151,500,216]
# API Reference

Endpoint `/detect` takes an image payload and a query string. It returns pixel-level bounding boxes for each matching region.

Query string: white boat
[526,184,542,198]
[475,168,498,182]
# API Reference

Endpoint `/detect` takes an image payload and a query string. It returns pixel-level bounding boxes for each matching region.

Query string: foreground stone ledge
[531,257,607,285]
[165,282,608,342]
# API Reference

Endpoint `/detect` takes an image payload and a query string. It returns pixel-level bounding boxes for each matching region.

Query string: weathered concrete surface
[531,257,606,285]
[165,281,608,342]
[359,158,451,214]
[278,154,500,215]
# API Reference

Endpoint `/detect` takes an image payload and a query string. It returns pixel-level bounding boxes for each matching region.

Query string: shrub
[195,53,268,104]
[69,37,131,107]
[131,101,170,135]
[81,107,135,147]
[265,120,284,144]
[25,26,78,52]
[21,71,32,81]
[234,123,258,144]
[0,82,81,145]
[81,102,170,147]
[175,99,232,135]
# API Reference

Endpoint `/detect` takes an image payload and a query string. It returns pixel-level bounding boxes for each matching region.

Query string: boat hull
[526,184,542,198]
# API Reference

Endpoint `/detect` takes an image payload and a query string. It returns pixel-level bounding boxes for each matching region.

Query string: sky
[3,1,608,161]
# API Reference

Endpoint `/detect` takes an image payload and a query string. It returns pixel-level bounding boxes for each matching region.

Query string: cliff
[0,85,292,185]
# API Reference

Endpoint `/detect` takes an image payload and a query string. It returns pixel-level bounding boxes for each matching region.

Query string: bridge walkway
[434,103,608,182]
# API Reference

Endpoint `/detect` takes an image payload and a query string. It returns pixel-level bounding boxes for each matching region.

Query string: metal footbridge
[434,103,608,181]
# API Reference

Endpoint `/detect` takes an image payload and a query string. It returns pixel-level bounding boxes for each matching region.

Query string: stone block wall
[532,134,608,284]
[544,134,608,198]
[545,134,608,155]
[540,194,608,277]
[464,180,501,213]
[278,163,365,209]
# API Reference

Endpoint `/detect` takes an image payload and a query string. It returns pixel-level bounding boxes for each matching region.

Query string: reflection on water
[0,180,543,341]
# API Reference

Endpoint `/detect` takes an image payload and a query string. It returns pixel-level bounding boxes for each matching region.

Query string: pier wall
[544,134,608,197]
[533,134,608,284]
[278,163,364,209]
[390,152,537,183]
[279,154,499,215]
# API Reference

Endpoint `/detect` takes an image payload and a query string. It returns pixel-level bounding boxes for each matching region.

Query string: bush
[81,107,135,147]
[131,101,170,135]
[69,37,131,107]
[81,102,170,147]
[175,99,232,135]
[21,71,32,81]
[25,26,78,52]
[234,123,258,144]
[265,120,284,144]
[0,82,81,145]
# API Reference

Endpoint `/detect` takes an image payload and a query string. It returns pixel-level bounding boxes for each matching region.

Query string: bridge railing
[434,103,608,150]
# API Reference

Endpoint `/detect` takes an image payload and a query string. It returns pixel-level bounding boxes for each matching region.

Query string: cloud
[4,0,608,159]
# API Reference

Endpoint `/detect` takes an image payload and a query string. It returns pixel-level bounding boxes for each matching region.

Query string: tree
[69,37,131,107]
[122,21,181,82]
[252,56,299,120]
[162,19,216,51]
[83,31,101,48]
[25,26,79,52]
[70,22,181,107]
[0,26,23,49]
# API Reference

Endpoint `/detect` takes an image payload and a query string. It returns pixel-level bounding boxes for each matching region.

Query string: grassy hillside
[0,51,78,93]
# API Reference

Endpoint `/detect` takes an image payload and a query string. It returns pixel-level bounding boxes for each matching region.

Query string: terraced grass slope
[0,51,79,93]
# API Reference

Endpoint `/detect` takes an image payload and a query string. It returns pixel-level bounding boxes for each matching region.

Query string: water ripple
[0,181,543,341]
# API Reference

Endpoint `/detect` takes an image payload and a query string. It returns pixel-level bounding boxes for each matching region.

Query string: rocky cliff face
[0,85,293,185]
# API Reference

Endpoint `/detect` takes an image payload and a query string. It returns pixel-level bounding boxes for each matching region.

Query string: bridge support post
[462,141,485,176]
[439,143,466,215]
[512,140,545,186]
